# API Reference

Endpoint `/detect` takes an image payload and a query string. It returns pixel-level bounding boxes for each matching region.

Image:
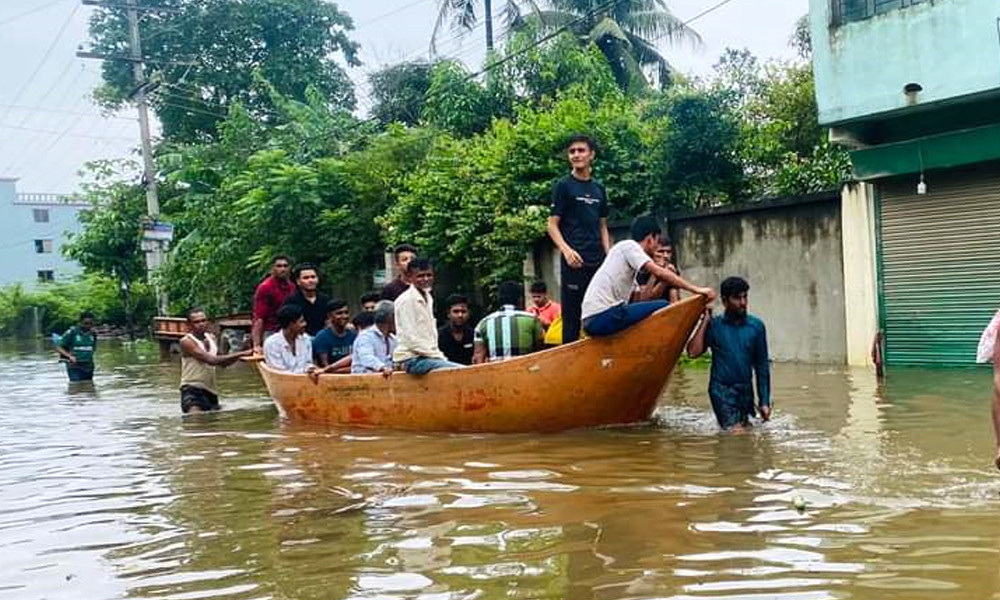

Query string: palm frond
[588,15,631,44]
[619,9,702,47]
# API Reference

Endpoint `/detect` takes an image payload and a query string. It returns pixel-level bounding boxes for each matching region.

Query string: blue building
[810,0,1000,367]
[0,177,87,288]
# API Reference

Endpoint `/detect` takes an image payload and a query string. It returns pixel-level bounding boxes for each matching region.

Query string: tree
[87,0,360,142]
[522,0,702,92]
[369,62,435,127]
[432,0,540,53]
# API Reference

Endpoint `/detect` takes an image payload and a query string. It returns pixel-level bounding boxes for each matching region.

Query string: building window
[37,270,54,282]
[32,208,49,223]
[34,239,53,254]
[833,0,928,26]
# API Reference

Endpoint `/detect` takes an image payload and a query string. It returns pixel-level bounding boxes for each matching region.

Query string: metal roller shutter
[879,163,1000,366]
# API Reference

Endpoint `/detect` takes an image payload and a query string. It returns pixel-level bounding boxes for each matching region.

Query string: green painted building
[810,0,1000,366]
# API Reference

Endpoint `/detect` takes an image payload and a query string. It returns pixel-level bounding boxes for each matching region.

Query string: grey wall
[669,193,846,363]
[529,192,847,363]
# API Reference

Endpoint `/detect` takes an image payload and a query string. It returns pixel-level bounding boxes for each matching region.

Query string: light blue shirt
[263,332,313,374]
[351,327,397,374]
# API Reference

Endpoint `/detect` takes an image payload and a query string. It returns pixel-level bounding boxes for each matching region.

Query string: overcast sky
[0,0,808,194]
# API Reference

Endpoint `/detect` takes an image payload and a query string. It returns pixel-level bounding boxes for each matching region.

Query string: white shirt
[581,240,652,320]
[263,331,314,374]
[393,285,446,362]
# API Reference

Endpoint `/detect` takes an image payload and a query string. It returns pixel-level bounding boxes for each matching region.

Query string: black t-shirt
[438,324,475,365]
[380,277,409,301]
[550,174,609,266]
[283,290,331,337]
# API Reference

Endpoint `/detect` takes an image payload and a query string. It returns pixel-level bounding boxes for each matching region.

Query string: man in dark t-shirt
[546,133,610,343]
[438,294,475,365]
[282,263,331,336]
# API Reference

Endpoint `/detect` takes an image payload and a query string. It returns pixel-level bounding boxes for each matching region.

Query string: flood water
[2,340,1000,600]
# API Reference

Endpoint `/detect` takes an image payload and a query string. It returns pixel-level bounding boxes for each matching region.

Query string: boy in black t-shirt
[546,133,610,343]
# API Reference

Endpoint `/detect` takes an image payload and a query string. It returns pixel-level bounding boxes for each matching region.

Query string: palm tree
[523,0,702,90]
[431,0,540,54]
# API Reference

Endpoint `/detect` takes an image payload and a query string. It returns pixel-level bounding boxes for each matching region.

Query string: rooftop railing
[14,193,88,206]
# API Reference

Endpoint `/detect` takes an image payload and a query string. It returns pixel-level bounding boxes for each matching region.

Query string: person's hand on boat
[696,286,717,302]
[759,404,772,422]
[306,366,321,384]
[562,248,584,268]
[380,366,393,379]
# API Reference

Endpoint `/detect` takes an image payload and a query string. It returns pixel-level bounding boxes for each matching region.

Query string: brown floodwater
[2,339,1000,600]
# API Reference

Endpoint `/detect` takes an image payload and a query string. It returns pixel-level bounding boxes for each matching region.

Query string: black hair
[79,310,95,321]
[565,133,596,152]
[720,276,750,299]
[446,293,469,309]
[406,257,432,274]
[393,243,418,258]
[325,299,348,314]
[186,307,206,320]
[529,280,547,294]
[497,281,523,308]
[630,215,661,242]
[293,262,318,282]
[353,311,376,329]
[277,303,304,329]
[271,254,291,265]
[360,291,380,305]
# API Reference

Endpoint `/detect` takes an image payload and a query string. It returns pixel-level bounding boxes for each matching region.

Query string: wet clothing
[393,286,446,363]
[528,300,561,329]
[66,364,94,381]
[180,333,218,395]
[550,174,609,266]
[59,326,96,380]
[253,276,296,334]
[282,290,331,337]
[704,313,771,428]
[380,277,409,301]
[438,324,475,365]
[351,328,397,374]
[474,305,544,362]
[181,385,220,413]
[263,332,313,374]
[313,326,356,366]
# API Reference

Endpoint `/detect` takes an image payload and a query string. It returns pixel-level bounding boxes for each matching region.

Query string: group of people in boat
[57,132,772,431]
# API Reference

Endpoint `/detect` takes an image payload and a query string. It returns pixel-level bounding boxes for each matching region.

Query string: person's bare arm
[327,354,352,374]
[181,337,250,366]
[56,343,75,363]
[687,310,711,358]
[599,217,611,253]
[646,262,716,302]
[472,342,488,365]
[547,216,583,268]
[251,318,265,354]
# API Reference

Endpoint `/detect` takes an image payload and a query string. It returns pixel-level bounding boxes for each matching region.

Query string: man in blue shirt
[312,299,356,372]
[687,277,771,430]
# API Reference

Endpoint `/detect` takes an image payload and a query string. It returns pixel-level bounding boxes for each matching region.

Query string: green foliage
[87,0,360,142]
[369,62,435,127]
[422,61,498,137]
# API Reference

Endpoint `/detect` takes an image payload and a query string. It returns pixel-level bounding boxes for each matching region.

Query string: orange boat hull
[255,295,707,433]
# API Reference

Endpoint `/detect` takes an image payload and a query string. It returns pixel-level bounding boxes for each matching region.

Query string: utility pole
[79,0,174,315]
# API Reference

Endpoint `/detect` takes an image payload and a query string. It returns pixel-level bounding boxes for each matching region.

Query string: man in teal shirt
[687,277,771,430]
[57,311,97,381]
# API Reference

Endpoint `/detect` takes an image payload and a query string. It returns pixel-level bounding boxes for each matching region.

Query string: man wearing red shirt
[252,254,295,354]
[527,280,562,331]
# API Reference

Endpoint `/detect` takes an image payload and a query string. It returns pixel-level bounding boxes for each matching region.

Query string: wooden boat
[254,294,708,433]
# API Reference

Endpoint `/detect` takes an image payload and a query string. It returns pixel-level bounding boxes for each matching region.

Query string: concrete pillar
[840,182,879,366]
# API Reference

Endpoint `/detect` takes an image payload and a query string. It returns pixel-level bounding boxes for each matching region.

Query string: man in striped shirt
[473,281,544,364]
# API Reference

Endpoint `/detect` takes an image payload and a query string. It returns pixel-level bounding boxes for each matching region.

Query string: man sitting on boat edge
[352,300,397,377]
[393,258,464,374]
[264,304,340,382]
[582,215,716,337]
[473,281,544,364]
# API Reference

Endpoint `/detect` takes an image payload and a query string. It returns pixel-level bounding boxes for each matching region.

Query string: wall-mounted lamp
[904,82,923,106]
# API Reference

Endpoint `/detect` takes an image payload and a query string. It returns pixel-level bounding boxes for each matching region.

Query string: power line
[356,0,434,30]
[0,103,134,121]
[0,121,135,141]
[0,0,72,26]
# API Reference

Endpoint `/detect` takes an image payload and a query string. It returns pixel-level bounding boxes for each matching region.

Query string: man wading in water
[547,134,610,344]
[179,308,251,413]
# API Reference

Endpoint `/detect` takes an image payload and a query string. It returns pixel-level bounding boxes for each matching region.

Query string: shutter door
[879,163,1000,366]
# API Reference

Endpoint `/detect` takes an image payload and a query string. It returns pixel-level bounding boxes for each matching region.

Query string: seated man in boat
[313,299,356,372]
[527,280,561,331]
[360,291,380,313]
[473,281,544,364]
[352,300,397,377]
[686,277,771,430]
[582,215,716,337]
[635,240,682,304]
[179,308,252,413]
[263,304,319,376]
[438,294,475,365]
[393,258,463,374]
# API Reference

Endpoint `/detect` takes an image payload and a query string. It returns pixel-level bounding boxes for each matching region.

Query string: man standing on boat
[393,258,463,374]
[582,216,715,338]
[57,311,97,381]
[282,263,330,337]
[473,281,544,364]
[252,254,295,355]
[380,243,418,301]
[687,277,772,431]
[180,308,252,413]
[547,134,611,344]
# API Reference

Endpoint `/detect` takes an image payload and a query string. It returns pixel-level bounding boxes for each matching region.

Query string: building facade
[0,178,88,288]
[810,0,1000,367]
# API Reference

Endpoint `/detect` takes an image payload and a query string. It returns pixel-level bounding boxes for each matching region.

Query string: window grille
[32,208,49,223]
[832,0,929,26]
[37,270,54,282]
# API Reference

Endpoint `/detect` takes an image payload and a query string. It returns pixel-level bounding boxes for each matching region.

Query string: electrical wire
[0,0,71,27]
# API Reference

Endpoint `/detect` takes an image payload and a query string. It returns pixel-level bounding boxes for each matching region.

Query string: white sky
[0,0,808,194]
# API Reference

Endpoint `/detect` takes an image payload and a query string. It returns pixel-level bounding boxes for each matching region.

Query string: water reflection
[2,341,1000,599]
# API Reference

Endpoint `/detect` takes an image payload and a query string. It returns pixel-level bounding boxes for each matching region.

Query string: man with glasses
[251,254,296,355]
[546,133,610,343]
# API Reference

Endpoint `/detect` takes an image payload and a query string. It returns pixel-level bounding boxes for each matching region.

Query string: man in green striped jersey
[473,281,544,364]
